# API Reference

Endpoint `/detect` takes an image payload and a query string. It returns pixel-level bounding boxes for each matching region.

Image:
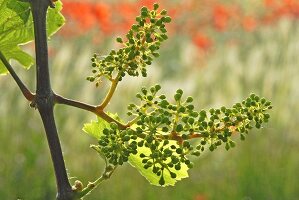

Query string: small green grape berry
[153,3,159,10]
[168,162,174,168]
[229,141,236,148]
[265,101,271,106]
[116,37,123,43]
[141,6,148,13]
[160,9,167,15]
[147,95,154,101]
[182,134,188,140]
[164,149,172,156]
[192,151,201,156]
[176,124,183,132]
[123,135,130,142]
[170,172,177,178]
[175,164,181,170]
[110,122,118,130]
[255,123,261,129]
[187,162,194,169]
[176,89,183,95]
[164,16,172,23]
[250,93,256,100]
[183,141,190,148]
[162,127,169,132]
[153,166,159,174]
[186,96,193,103]
[199,110,206,117]
[176,148,183,154]
[159,94,166,99]
[174,93,182,101]
[186,105,194,110]
[138,141,144,147]
[240,134,245,141]
[225,143,230,151]
[159,176,165,185]
[188,118,195,124]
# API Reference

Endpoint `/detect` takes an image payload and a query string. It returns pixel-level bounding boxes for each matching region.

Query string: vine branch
[54,94,127,129]
[0,51,35,101]
[97,76,120,110]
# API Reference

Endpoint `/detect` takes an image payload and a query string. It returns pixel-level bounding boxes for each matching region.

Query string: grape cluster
[97,122,139,166]
[94,84,272,185]
[87,3,171,85]
[126,86,272,184]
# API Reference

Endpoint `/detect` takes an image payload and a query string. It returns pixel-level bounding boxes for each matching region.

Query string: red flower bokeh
[60,0,299,51]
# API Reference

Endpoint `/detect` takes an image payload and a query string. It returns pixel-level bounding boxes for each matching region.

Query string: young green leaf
[82,113,121,140]
[0,0,65,74]
[128,143,189,186]
[82,117,111,140]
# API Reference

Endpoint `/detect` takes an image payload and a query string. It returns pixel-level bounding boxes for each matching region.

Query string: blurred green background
[1,1,299,199]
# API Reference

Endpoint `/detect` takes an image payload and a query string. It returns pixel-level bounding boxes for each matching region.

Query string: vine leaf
[128,141,189,187]
[82,113,121,140]
[0,0,65,74]
[83,117,110,140]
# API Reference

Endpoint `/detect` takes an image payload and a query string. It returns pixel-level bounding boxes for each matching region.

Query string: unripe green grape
[175,164,181,170]
[176,148,183,154]
[264,113,270,119]
[225,143,230,150]
[164,149,172,156]
[229,140,236,148]
[153,3,159,10]
[110,122,118,130]
[188,118,195,124]
[167,162,174,168]
[138,141,144,147]
[265,101,271,106]
[162,127,169,132]
[215,140,222,146]
[159,94,166,99]
[159,176,165,185]
[160,34,168,40]
[153,166,159,173]
[164,16,172,23]
[150,18,156,23]
[186,105,194,110]
[187,162,194,169]
[160,9,167,15]
[116,37,123,43]
[261,98,266,104]
[122,135,130,142]
[176,124,183,132]
[255,123,261,129]
[250,93,256,100]
[240,134,245,141]
[192,151,201,156]
[183,141,190,148]
[152,52,160,57]
[170,172,177,178]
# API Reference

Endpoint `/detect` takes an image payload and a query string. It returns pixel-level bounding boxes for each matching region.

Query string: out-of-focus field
[1,1,299,199]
